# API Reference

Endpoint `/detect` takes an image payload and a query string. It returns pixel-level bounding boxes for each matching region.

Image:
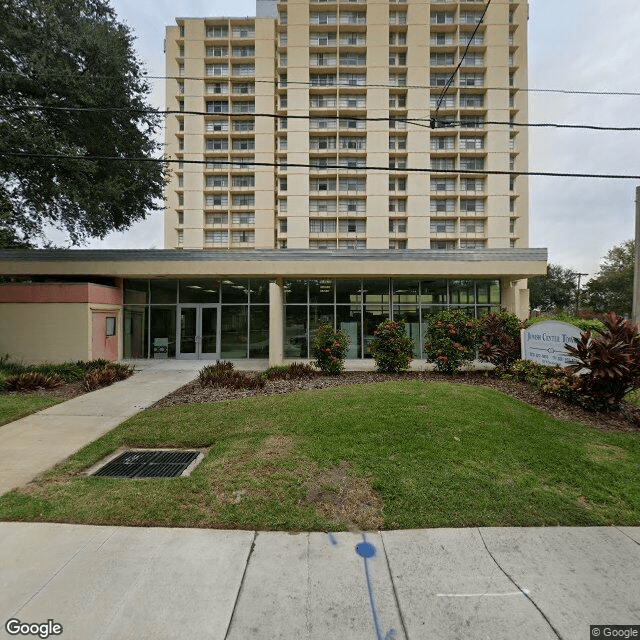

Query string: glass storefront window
[123,306,148,358]
[249,279,269,303]
[220,305,248,358]
[336,305,361,359]
[124,280,148,305]
[420,280,447,305]
[150,280,177,304]
[222,279,249,303]
[309,305,335,349]
[150,306,177,358]
[284,306,308,358]
[309,279,334,304]
[449,279,475,305]
[284,280,308,304]
[393,280,419,305]
[179,280,220,303]
[363,279,390,305]
[249,306,269,358]
[393,304,421,357]
[363,305,388,358]
[335,279,362,304]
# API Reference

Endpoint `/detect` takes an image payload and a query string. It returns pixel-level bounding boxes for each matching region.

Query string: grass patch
[0,381,639,530]
[0,395,61,427]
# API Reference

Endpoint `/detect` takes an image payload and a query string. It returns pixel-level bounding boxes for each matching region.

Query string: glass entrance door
[177,305,220,359]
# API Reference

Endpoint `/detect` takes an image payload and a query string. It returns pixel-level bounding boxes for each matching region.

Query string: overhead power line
[433,0,493,123]
[3,151,640,180]
[5,105,640,132]
[2,70,640,96]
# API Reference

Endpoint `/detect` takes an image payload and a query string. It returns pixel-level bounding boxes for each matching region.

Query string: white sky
[87,0,640,281]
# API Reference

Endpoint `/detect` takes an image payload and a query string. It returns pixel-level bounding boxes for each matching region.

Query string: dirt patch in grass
[149,370,640,434]
[257,435,294,460]
[301,460,383,531]
[585,443,628,464]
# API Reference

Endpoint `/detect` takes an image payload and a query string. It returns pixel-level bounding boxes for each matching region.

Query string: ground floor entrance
[177,304,220,359]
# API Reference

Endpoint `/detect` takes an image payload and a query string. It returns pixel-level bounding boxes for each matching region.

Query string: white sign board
[521,321,583,368]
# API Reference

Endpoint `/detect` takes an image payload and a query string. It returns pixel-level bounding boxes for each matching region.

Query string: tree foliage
[584,240,634,316]
[0,0,165,246]
[528,264,578,314]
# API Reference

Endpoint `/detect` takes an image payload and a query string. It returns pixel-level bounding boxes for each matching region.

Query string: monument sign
[521,321,583,368]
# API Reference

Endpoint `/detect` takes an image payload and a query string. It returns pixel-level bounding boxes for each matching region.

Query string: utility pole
[633,186,640,326]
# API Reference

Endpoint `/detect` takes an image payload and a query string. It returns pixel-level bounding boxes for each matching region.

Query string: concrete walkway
[0,362,201,496]
[0,522,638,640]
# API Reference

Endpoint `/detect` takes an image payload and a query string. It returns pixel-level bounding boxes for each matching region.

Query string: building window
[177,212,184,225]
[430,219,455,233]
[232,230,255,243]
[310,219,337,233]
[388,198,406,213]
[206,213,228,225]
[339,219,365,234]
[430,198,455,213]
[389,219,407,233]
[205,230,229,244]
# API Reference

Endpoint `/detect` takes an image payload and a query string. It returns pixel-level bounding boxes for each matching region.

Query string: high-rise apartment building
[165,0,528,253]
[0,0,544,365]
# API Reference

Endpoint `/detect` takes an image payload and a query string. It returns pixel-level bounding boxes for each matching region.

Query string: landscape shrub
[423,309,480,373]
[311,324,350,375]
[527,314,605,333]
[369,319,414,373]
[478,310,524,372]
[563,311,640,411]
[6,372,63,391]
[82,363,134,391]
[510,359,559,386]
[35,363,86,382]
[264,362,317,380]
[198,361,266,390]
[198,361,235,387]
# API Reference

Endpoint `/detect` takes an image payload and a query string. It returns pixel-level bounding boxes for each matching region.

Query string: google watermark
[5,618,63,638]
[591,626,640,639]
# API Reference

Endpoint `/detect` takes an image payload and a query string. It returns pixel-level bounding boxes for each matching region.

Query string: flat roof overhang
[0,248,548,280]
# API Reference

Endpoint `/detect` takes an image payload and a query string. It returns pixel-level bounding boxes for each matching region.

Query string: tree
[585,240,634,316]
[0,0,165,246]
[528,264,578,313]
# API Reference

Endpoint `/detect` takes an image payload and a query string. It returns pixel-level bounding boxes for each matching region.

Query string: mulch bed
[10,381,87,401]
[150,370,640,434]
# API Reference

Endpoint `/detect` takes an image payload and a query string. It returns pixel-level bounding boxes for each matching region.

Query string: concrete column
[269,279,284,366]
[500,277,529,320]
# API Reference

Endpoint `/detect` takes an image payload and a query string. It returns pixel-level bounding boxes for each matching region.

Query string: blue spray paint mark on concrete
[356,534,397,640]
[328,532,338,547]
[356,541,376,558]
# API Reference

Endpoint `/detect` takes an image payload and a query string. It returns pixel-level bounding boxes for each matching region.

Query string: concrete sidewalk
[0,362,201,496]
[0,523,638,640]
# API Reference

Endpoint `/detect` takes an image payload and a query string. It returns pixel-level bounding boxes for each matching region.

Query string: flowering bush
[369,319,414,373]
[478,310,524,372]
[311,324,350,375]
[423,309,480,373]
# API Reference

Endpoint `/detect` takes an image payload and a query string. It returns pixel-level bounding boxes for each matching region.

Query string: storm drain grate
[92,450,200,478]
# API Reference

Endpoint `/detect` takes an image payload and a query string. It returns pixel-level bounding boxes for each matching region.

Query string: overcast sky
[91,0,640,281]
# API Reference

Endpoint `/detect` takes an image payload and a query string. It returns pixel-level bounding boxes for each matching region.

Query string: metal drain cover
[92,450,201,478]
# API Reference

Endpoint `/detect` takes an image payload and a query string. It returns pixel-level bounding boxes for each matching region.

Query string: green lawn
[0,395,61,427]
[0,381,638,530]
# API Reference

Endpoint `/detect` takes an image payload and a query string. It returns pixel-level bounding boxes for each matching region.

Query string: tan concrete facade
[0,303,121,364]
[164,1,529,255]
